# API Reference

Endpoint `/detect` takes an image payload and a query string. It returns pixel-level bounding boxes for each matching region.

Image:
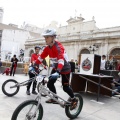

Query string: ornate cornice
[25,29,120,47]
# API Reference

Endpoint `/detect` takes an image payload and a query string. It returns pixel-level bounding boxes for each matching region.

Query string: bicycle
[11,72,83,120]
[2,68,45,97]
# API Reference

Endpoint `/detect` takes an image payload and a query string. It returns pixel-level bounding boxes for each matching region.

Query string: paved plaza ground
[0,74,120,120]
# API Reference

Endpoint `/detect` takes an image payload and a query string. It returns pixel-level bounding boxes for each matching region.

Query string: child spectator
[2,67,11,75]
[23,62,29,76]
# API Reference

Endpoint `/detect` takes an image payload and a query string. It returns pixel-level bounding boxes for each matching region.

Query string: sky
[0,0,120,29]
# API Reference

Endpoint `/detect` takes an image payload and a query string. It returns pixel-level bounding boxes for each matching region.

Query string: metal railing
[1,61,24,68]
[78,74,120,101]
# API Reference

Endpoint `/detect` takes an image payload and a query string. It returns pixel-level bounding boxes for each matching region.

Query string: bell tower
[0,7,4,23]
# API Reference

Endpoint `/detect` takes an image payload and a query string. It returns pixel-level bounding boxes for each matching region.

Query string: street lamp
[89,44,99,54]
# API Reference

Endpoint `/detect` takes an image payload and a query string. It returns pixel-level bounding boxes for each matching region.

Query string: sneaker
[70,98,78,110]
[32,91,37,95]
[26,90,30,95]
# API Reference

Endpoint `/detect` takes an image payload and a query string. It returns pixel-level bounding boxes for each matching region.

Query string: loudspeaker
[80,54,101,74]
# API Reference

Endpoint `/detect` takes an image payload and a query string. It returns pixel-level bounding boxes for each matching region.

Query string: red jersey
[3,68,10,75]
[30,53,39,70]
[36,40,71,74]
[5,68,10,72]
[31,53,39,63]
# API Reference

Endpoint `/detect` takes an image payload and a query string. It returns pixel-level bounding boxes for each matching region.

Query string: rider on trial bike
[26,46,41,95]
[35,29,78,110]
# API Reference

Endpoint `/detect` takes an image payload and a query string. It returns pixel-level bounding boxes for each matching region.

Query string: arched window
[109,48,120,60]
[110,48,120,55]
[78,49,90,64]
[80,49,90,54]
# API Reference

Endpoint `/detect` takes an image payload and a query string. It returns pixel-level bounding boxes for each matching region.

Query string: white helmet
[42,29,57,36]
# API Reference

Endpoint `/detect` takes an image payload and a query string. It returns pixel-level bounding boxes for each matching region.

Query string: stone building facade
[0,7,4,23]
[0,23,40,61]
[24,15,120,63]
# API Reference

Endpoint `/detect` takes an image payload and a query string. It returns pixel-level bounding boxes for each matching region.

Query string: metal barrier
[79,75,120,101]
[1,61,24,68]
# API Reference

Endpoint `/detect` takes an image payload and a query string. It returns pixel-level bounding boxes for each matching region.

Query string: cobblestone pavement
[0,74,120,120]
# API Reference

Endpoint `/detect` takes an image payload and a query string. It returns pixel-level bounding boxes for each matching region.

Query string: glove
[49,72,59,80]
[29,66,35,73]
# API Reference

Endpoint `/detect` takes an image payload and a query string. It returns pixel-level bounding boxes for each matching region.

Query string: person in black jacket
[69,59,75,85]
[112,72,120,96]
[69,58,75,73]
[10,55,18,76]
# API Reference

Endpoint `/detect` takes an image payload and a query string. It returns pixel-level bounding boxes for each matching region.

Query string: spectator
[2,66,11,75]
[69,59,75,85]
[69,59,75,73]
[117,60,120,71]
[75,60,78,72]
[10,55,18,76]
[112,72,120,96]
[105,60,111,70]
[100,55,106,70]
[0,58,2,73]
[109,56,117,70]
[23,62,29,76]
[75,60,78,66]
